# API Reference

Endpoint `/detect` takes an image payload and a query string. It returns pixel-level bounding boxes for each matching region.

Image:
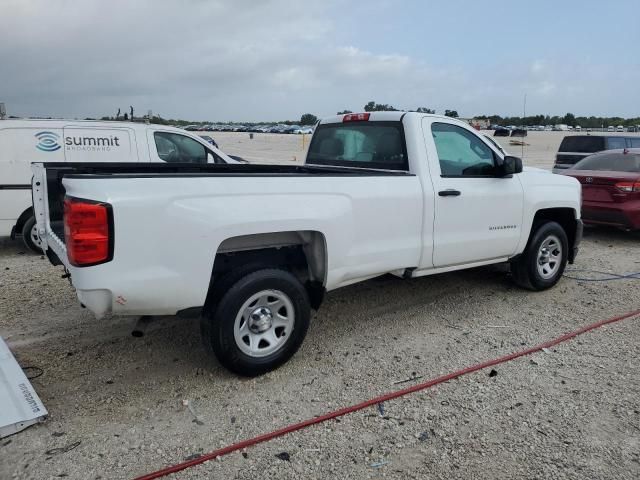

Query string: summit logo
[35,131,61,152]
[64,135,121,152]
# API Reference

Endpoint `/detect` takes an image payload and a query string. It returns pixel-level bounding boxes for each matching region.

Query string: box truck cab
[0,120,238,251]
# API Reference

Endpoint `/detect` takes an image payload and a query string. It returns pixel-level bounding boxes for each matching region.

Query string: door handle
[438,189,461,197]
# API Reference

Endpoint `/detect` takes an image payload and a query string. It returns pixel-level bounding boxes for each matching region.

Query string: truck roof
[0,118,186,134]
[319,111,468,126]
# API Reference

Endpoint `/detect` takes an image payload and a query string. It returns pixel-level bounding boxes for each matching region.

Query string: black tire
[201,268,310,376]
[511,221,568,291]
[21,216,43,253]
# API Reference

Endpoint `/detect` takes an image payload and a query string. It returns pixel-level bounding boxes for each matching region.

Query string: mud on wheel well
[206,231,327,311]
[532,207,578,262]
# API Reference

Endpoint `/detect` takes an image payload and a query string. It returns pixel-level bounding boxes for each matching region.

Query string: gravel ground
[1,225,639,480]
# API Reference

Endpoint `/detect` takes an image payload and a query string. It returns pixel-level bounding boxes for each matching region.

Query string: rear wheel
[511,221,568,290]
[201,268,310,376]
[21,216,43,253]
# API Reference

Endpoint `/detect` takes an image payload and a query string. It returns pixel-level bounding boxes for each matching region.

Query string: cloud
[1,0,638,120]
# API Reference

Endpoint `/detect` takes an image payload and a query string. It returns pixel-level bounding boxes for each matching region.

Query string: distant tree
[444,109,459,118]
[562,112,576,126]
[337,110,353,115]
[300,113,318,125]
[364,101,376,112]
[415,107,435,114]
[364,101,398,112]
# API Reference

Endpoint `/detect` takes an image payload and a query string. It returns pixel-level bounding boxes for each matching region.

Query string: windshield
[307,121,408,170]
[573,151,640,172]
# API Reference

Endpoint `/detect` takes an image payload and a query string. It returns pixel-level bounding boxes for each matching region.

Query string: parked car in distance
[616,126,625,133]
[293,127,314,134]
[607,126,615,132]
[199,135,218,148]
[0,119,239,251]
[553,135,640,172]
[33,111,583,376]
[560,149,640,230]
[494,127,510,137]
[483,135,508,156]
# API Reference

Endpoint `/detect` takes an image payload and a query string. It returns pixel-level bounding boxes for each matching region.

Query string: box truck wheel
[21,216,44,253]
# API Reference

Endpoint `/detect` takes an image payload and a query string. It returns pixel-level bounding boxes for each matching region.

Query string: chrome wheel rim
[30,223,43,249]
[234,289,294,358]
[537,234,562,279]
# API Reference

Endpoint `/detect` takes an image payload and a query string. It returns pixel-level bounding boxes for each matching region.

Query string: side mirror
[497,155,523,176]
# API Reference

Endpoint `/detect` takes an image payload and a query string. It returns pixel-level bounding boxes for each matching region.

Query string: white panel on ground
[0,337,48,438]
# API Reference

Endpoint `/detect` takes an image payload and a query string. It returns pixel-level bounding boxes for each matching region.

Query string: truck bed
[38,162,411,245]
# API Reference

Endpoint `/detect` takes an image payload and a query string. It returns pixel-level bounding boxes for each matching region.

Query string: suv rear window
[558,136,605,153]
[307,121,408,170]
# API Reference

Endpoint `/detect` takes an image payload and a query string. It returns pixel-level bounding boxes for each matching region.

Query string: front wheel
[511,221,568,291]
[201,268,310,376]
[21,216,43,253]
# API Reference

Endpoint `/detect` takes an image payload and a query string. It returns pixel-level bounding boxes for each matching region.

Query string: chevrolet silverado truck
[32,112,583,376]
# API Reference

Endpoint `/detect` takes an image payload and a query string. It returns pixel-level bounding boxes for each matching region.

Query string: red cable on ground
[134,308,640,480]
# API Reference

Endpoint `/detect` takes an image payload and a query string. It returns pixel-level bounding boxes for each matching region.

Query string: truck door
[62,127,135,162]
[147,130,220,163]
[422,118,524,267]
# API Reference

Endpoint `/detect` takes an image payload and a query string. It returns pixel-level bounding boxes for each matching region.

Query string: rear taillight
[615,180,640,193]
[64,197,113,267]
[343,113,370,122]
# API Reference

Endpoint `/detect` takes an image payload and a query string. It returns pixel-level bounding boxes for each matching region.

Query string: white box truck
[0,119,239,251]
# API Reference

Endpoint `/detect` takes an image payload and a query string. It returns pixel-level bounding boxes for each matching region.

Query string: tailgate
[32,163,69,267]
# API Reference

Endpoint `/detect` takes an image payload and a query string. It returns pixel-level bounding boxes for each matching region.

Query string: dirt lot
[208,130,640,170]
[1,223,639,479]
[2,130,640,479]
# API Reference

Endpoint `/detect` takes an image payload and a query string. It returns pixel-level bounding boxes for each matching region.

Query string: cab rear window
[306,121,408,170]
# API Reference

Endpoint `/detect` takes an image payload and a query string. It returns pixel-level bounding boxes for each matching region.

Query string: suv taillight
[64,197,113,267]
[615,180,640,193]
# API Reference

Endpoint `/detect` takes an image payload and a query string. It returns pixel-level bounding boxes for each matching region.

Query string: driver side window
[431,123,495,177]
[154,132,207,163]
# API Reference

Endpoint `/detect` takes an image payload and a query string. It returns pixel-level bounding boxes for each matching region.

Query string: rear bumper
[582,201,640,230]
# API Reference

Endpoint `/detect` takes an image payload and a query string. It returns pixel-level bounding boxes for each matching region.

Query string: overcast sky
[2,0,639,121]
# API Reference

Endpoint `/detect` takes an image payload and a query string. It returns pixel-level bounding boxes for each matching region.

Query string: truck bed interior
[39,162,411,245]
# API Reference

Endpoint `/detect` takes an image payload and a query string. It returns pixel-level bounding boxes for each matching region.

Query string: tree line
[474,113,640,128]
[95,101,639,128]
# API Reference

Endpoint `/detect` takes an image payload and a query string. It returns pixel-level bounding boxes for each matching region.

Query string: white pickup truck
[32,112,583,375]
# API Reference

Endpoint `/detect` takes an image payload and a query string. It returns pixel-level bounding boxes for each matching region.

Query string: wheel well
[208,231,327,310]
[15,207,34,234]
[532,208,578,261]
